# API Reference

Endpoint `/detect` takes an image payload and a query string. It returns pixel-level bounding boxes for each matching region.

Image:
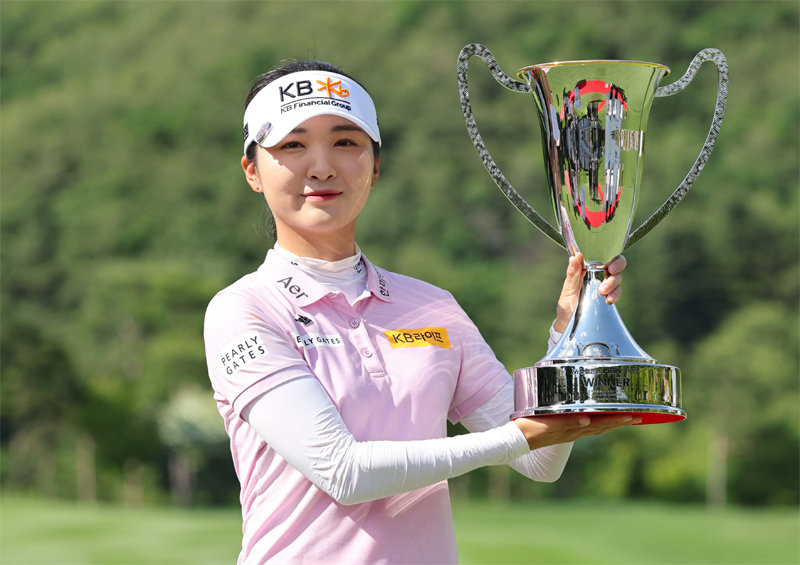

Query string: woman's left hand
[553,253,627,333]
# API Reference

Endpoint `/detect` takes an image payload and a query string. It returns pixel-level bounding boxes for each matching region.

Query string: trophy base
[512,362,685,425]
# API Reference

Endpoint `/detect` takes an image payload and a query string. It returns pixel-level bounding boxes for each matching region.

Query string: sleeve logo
[218,334,267,376]
[384,327,451,349]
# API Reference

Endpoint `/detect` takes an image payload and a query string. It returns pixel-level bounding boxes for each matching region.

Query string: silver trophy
[457,44,728,424]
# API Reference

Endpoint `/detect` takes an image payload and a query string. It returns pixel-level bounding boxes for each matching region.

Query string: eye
[278,140,304,150]
[334,138,358,147]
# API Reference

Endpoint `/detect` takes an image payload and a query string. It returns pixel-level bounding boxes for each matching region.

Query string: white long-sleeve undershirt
[244,377,536,505]
[244,373,572,506]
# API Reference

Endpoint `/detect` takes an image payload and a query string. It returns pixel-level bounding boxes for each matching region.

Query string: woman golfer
[204,60,634,564]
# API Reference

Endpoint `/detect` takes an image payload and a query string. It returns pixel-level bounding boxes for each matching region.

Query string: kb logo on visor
[279,77,351,102]
[317,77,349,98]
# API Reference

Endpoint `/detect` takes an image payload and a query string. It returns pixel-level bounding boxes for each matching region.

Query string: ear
[371,156,381,188]
[241,155,263,193]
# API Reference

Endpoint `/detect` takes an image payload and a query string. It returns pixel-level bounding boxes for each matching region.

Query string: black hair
[244,59,380,162]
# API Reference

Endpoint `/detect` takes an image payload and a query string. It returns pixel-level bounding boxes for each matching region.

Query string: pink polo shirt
[204,250,512,564]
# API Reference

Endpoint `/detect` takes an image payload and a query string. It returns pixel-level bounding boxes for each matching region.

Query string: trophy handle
[625,48,729,250]
[457,43,566,249]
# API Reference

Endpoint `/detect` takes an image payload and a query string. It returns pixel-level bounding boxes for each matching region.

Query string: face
[241,114,380,258]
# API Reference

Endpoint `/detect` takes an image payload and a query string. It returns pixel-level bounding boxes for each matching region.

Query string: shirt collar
[362,255,393,303]
[259,250,330,307]
[259,249,394,306]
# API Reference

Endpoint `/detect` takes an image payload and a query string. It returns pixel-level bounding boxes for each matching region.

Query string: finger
[604,285,622,305]
[566,254,585,282]
[525,413,591,430]
[598,273,623,296]
[590,413,638,423]
[570,413,592,428]
[605,254,627,276]
[557,256,585,318]
[561,255,586,296]
[570,253,585,274]
[581,414,641,433]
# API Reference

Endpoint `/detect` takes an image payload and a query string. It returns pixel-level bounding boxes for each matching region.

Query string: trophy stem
[511,266,685,425]
[546,266,652,363]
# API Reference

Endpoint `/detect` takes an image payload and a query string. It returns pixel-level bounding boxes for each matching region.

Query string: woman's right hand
[514,413,641,450]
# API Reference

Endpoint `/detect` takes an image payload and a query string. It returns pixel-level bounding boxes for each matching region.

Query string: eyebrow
[289,124,366,135]
[332,124,365,133]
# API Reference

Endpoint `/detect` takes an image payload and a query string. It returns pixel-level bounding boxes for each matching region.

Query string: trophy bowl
[457,45,728,424]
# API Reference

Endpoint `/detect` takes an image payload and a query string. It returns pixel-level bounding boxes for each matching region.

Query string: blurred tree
[688,303,799,506]
[158,385,229,505]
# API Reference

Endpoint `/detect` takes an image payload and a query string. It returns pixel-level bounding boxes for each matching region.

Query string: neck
[275,226,357,261]
[274,242,362,273]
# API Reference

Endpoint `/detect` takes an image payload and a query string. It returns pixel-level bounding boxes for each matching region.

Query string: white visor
[243,70,381,153]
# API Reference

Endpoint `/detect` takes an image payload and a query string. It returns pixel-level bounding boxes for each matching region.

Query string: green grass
[1,495,798,564]
[1,495,241,564]
[452,499,800,565]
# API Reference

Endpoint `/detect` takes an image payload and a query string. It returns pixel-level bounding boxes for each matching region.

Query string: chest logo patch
[385,327,451,349]
[294,332,344,349]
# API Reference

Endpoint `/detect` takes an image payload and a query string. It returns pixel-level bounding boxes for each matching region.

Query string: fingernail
[578,416,591,427]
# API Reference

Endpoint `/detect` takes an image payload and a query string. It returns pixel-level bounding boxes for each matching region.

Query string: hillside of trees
[2,1,798,507]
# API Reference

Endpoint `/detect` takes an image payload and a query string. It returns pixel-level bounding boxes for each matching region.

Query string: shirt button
[349,319,360,328]
[361,348,373,358]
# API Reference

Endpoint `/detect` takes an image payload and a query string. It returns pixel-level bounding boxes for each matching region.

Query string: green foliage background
[1,0,798,508]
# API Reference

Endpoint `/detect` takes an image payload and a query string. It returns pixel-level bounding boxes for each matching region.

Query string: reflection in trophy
[457,45,728,424]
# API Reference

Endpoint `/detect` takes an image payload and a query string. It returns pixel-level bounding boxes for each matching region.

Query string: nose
[307,147,336,181]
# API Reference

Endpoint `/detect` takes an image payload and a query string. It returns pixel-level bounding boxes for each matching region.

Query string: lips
[303,190,342,202]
